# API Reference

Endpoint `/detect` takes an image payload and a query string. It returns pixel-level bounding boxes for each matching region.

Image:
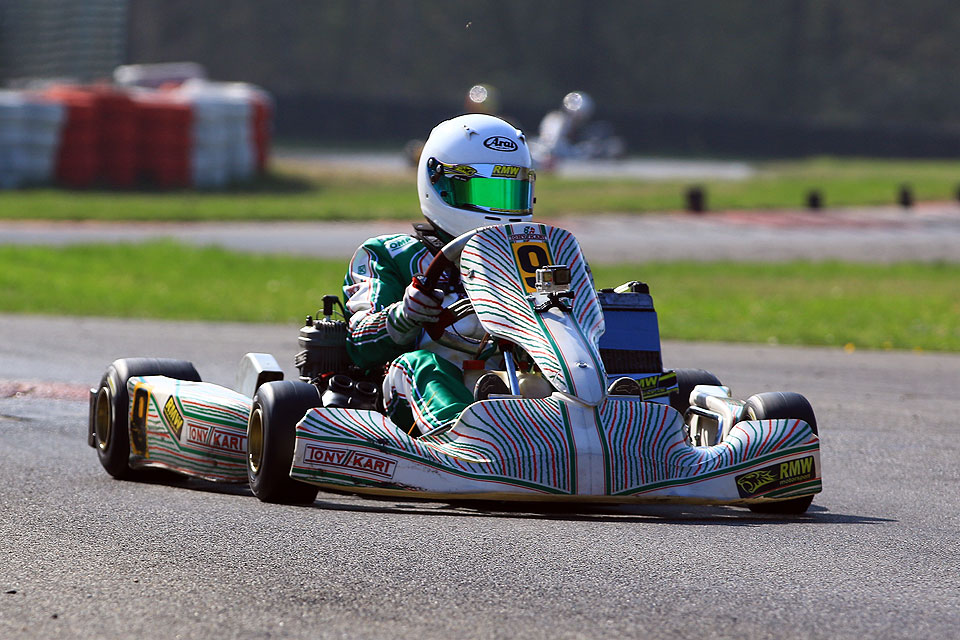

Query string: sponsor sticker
[304,445,398,479]
[129,385,150,456]
[186,425,244,453]
[508,225,546,243]
[446,164,477,178]
[638,371,678,400]
[511,240,552,293]
[210,429,245,453]
[491,165,521,178]
[162,396,184,439]
[386,235,415,258]
[735,455,816,498]
[483,135,518,152]
[187,425,209,445]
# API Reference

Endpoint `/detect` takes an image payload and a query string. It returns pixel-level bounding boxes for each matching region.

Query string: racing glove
[403,278,443,323]
[385,278,443,344]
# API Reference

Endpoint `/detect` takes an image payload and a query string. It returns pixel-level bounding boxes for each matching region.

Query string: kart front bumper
[290,395,821,505]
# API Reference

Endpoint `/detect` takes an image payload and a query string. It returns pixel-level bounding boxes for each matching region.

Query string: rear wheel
[669,368,722,415]
[743,391,818,514]
[93,358,201,480]
[247,381,322,505]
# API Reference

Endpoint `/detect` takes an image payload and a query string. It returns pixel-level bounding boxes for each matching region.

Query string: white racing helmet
[418,114,535,238]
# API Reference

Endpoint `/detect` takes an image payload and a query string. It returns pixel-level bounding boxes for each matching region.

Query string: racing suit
[343,230,482,436]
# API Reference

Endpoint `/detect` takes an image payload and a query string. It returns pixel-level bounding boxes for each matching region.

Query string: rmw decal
[304,446,398,479]
[735,455,816,498]
[163,396,184,439]
[736,469,777,495]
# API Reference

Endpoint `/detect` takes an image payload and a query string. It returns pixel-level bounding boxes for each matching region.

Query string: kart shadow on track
[118,471,890,526]
[125,472,254,498]
[306,496,892,527]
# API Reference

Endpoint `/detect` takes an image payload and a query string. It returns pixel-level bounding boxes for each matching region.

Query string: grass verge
[1,157,959,220]
[2,242,958,352]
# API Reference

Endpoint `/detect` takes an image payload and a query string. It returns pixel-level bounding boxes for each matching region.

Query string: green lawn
[543,157,960,213]
[600,261,960,351]
[3,242,957,352]
[2,156,959,220]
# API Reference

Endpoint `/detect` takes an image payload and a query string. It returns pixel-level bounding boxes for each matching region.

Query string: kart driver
[536,91,596,161]
[342,114,536,437]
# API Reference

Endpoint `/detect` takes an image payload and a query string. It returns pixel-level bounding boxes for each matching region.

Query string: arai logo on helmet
[483,136,518,152]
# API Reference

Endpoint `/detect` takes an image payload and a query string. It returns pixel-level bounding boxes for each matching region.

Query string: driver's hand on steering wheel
[402,278,443,324]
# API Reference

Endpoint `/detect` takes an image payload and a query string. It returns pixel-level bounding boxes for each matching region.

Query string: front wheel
[247,381,322,505]
[93,358,201,480]
[743,391,818,514]
[669,368,722,415]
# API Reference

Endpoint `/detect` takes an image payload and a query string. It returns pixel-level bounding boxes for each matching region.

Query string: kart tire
[93,358,201,480]
[669,368,722,415]
[743,391,818,514]
[247,381,321,505]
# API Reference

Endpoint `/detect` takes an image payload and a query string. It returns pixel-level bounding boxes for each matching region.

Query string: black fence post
[685,186,706,213]
[898,184,914,208]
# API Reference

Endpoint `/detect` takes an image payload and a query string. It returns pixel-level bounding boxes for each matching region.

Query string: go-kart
[88,223,821,514]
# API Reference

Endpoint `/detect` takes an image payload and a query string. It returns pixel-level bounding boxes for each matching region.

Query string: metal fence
[0,0,127,86]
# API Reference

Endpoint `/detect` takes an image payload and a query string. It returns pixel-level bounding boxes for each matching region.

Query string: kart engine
[295,295,380,411]
[295,295,351,383]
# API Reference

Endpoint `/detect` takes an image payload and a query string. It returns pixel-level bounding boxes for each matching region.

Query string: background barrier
[0,80,272,190]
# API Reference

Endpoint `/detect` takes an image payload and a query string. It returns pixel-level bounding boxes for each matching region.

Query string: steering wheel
[415,231,479,341]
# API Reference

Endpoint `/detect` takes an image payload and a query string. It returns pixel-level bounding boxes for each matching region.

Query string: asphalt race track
[1,314,959,639]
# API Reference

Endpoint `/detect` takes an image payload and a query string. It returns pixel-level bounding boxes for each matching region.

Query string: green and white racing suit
[343,232,486,435]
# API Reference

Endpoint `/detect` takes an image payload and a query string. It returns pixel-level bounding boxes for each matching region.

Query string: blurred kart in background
[529,91,626,169]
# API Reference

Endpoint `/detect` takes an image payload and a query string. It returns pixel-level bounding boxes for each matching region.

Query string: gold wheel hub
[94,387,112,450]
[247,408,264,475]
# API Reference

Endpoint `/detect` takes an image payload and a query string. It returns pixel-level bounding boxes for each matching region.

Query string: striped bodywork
[292,395,821,503]
[127,376,252,482]
[460,224,605,396]
[293,397,575,494]
[595,398,821,496]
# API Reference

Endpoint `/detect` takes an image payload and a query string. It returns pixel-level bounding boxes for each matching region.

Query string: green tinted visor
[428,159,535,214]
